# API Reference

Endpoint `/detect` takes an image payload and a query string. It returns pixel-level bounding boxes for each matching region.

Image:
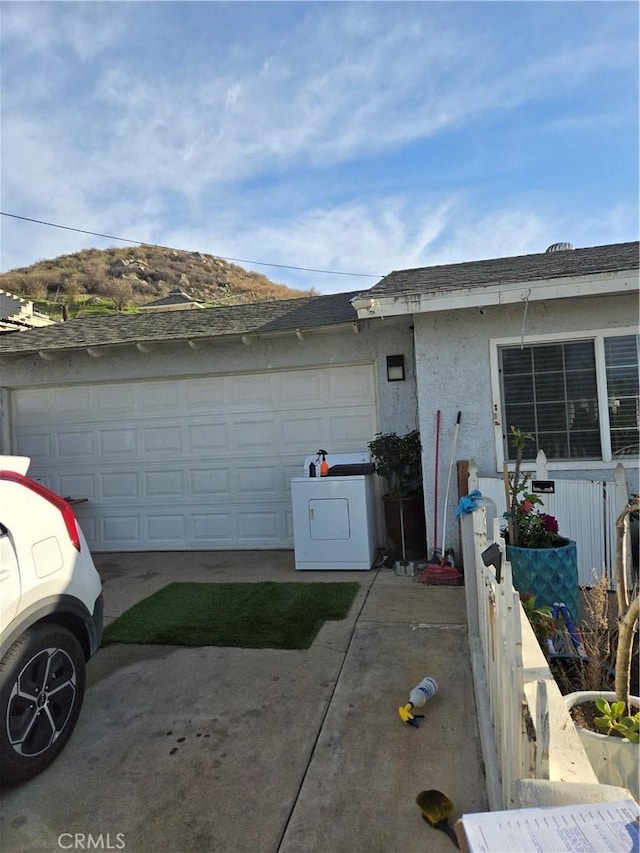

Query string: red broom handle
[434,409,441,550]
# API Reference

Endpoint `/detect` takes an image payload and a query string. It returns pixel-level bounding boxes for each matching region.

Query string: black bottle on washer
[308,462,316,477]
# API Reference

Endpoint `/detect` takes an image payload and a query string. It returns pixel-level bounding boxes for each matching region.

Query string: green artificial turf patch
[103,581,360,650]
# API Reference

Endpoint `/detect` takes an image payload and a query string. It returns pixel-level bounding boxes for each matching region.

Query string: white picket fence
[469,454,631,589]
[460,506,602,810]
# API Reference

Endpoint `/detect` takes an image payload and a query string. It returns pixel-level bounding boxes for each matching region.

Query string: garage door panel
[59,472,95,498]
[140,381,181,410]
[236,465,279,496]
[144,470,184,498]
[75,511,96,541]
[192,512,234,542]
[102,471,138,498]
[100,428,137,455]
[327,365,376,400]
[285,508,294,540]
[190,468,231,496]
[187,422,229,452]
[280,416,333,449]
[237,510,281,541]
[279,370,323,404]
[328,412,378,445]
[147,515,186,543]
[282,462,301,483]
[57,387,94,415]
[186,377,228,408]
[12,364,377,550]
[143,425,183,453]
[16,431,52,460]
[103,515,140,543]
[234,419,278,450]
[58,431,94,457]
[230,374,276,405]
[97,385,137,414]
[13,389,51,420]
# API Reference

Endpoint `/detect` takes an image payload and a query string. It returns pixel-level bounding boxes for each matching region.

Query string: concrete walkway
[0,551,487,853]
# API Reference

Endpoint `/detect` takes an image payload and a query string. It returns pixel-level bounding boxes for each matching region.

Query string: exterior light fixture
[386,354,405,382]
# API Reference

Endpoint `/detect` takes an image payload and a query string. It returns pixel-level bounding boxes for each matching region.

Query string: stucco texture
[413,292,638,559]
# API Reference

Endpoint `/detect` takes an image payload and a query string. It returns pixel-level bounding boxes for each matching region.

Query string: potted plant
[503,427,579,623]
[562,497,640,799]
[368,429,426,558]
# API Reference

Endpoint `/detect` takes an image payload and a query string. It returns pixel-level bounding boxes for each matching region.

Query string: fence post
[535,449,548,480]
[613,463,629,517]
[464,507,503,810]
[461,510,479,641]
[613,463,631,588]
[468,458,478,491]
[535,679,550,780]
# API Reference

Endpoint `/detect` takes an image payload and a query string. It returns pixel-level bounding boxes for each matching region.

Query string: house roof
[0,292,362,357]
[359,241,639,300]
[352,240,639,318]
[139,288,205,310]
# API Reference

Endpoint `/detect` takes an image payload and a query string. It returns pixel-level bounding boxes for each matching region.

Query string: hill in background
[0,245,315,318]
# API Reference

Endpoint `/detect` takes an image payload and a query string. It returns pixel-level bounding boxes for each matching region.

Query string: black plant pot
[382,495,426,559]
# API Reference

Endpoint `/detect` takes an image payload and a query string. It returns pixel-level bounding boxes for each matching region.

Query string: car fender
[0,593,103,662]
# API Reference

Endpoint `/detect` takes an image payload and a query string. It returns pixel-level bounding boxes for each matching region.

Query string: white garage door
[12,364,378,551]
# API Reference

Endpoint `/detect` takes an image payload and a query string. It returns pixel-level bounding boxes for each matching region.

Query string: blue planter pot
[506,539,579,622]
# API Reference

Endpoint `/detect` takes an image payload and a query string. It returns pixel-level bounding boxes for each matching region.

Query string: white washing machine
[291,452,378,570]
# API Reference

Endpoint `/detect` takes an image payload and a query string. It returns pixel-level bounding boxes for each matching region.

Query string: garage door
[12,364,378,551]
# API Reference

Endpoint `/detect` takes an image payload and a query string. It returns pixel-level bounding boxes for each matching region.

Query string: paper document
[460,799,639,853]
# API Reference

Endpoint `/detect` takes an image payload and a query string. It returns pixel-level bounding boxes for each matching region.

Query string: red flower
[541,513,559,533]
[522,500,534,512]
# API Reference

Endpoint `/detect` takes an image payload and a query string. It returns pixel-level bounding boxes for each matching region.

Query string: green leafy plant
[594,697,640,743]
[368,430,422,498]
[521,594,556,648]
[504,426,564,548]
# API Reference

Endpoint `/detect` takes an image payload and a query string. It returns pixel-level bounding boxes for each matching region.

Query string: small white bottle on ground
[399,676,438,725]
[409,676,438,707]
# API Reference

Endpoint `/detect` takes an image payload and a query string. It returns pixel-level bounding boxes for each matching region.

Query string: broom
[429,409,441,563]
[421,411,464,586]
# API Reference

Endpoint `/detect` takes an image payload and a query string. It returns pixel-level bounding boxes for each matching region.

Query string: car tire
[0,624,86,786]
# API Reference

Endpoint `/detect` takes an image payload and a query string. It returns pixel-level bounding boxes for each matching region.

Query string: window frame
[490,327,638,471]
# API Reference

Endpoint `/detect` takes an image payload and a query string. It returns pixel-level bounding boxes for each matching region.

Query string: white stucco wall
[413,292,638,560]
[0,318,418,455]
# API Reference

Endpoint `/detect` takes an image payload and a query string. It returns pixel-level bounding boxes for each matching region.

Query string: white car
[0,456,103,786]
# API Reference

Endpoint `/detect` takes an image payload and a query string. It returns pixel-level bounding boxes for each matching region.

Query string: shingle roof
[359,241,639,299]
[140,289,204,308]
[0,292,361,356]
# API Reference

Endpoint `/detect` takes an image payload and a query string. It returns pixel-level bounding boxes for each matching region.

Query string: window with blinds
[500,334,639,462]
[605,335,640,458]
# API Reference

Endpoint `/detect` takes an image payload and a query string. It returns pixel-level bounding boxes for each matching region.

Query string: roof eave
[352,269,637,319]
[0,317,366,360]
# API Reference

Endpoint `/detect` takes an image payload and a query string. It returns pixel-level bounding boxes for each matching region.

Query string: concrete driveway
[0,551,487,853]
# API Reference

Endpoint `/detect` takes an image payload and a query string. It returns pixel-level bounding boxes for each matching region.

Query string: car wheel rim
[6,646,77,757]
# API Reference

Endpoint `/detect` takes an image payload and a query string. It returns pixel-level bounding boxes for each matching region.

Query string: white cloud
[150,195,614,295]
[10,1,630,206]
[193,196,636,294]
[0,2,636,284]
[1,2,128,60]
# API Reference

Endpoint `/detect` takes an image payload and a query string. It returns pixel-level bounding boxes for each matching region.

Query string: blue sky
[1,1,638,294]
